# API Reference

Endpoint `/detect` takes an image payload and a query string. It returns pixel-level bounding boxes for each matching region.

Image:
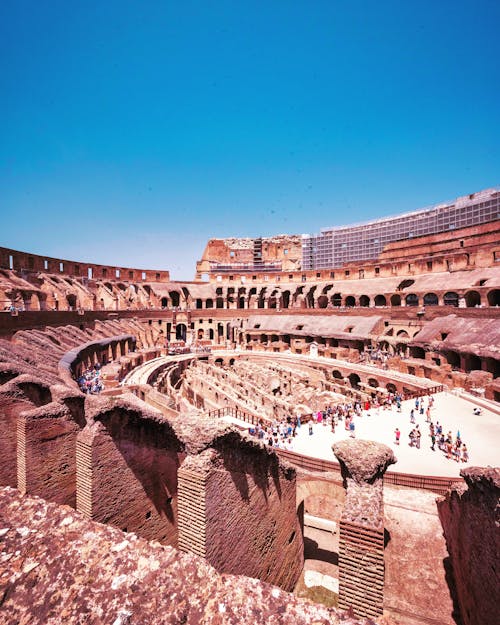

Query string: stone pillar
[333,439,396,619]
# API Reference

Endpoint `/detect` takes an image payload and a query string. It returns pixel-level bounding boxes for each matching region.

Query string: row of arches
[175,288,500,310]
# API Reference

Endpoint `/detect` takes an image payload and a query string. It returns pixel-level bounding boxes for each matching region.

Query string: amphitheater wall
[0,246,170,282]
[17,401,82,507]
[0,396,33,487]
[179,441,303,592]
[437,468,500,625]
[76,405,183,545]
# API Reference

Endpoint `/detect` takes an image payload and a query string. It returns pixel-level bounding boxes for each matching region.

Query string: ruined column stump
[333,439,396,619]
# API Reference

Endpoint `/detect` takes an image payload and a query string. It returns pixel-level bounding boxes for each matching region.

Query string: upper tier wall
[0,246,170,282]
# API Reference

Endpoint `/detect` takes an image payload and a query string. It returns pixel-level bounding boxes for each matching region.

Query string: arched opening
[443,291,459,307]
[205,298,214,308]
[66,294,77,310]
[386,383,397,394]
[196,299,203,309]
[423,293,438,306]
[209,328,214,340]
[396,329,409,338]
[464,290,481,307]
[214,358,223,366]
[169,291,180,307]
[367,377,378,388]
[282,290,290,309]
[332,293,342,307]
[484,358,500,378]
[317,295,328,308]
[410,346,425,359]
[390,294,401,307]
[487,289,500,306]
[345,295,355,307]
[197,329,204,340]
[216,297,224,309]
[374,294,386,307]
[359,295,370,307]
[446,351,461,369]
[331,370,343,379]
[161,297,168,308]
[348,373,360,389]
[464,353,481,372]
[405,293,419,307]
[306,287,317,309]
[176,323,187,341]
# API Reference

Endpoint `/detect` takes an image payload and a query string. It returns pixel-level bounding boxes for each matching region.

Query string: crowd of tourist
[397,395,470,462]
[77,364,104,394]
[244,390,471,465]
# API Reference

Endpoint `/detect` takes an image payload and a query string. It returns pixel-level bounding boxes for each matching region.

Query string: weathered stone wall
[17,402,81,507]
[437,467,500,625]
[76,399,184,545]
[178,437,304,592]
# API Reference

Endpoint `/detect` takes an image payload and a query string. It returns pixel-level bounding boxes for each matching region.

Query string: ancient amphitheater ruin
[1,188,499,625]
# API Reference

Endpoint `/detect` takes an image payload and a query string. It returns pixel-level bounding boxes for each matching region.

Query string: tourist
[461,443,469,462]
[410,409,415,424]
[394,428,400,445]
[415,425,421,449]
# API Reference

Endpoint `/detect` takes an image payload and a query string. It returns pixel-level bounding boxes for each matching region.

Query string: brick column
[333,439,396,619]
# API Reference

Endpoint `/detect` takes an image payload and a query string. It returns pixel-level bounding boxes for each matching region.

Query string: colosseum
[0,188,499,625]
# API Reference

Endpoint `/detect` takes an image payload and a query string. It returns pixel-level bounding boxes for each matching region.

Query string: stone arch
[281,290,290,309]
[216,297,224,309]
[332,293,342,307]
[396,329,409,338]
[169,291,180,307]
[464,290,481,307]
[405,293,419,307]
[345,296,355,307]
[317,295,328,308]
[331,369,343,380]
[410,346,425,359]
[487,289,500,306]
[386,382,397,394]
[175,324,187,341]
[446,350,461,369]
[348,373,360,389]
[390,294,401,306]
[374,294,386,307]
[195,299,203,309]
[66,294,77,310]
[367,377,379,388]
[205,298,214,308]
[423,292,438,306]
[443,291,459,307]
[359,295,370,307]
[464,353,481,372]
[161,297,168,308]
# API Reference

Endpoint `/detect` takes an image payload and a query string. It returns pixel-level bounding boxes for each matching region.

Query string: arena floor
[225,391,499,477]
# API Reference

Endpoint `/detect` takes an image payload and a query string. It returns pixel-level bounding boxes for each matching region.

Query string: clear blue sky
[1,1,499,279]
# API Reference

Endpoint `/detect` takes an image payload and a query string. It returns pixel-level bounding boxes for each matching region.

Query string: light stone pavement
[225,391,499,478]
